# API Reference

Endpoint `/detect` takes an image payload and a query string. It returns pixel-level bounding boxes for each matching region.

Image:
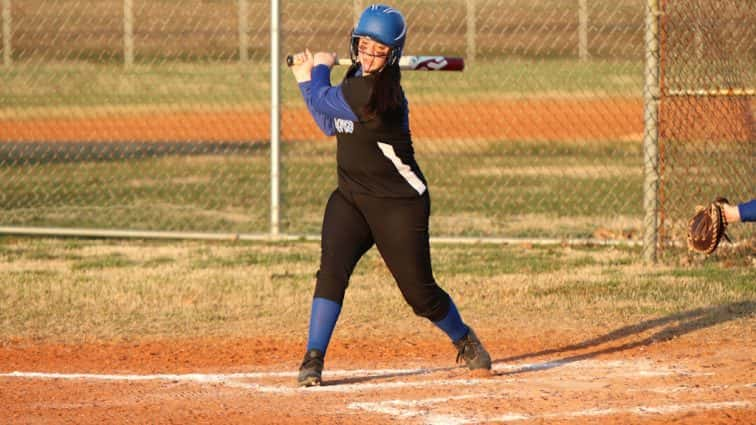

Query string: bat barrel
[400,56,465,71]
[444,57,465,71]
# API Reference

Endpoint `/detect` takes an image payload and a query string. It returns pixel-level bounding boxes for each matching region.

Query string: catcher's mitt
[687,197,731,254]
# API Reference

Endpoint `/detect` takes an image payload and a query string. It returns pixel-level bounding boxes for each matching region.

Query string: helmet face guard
[350,4,407,66]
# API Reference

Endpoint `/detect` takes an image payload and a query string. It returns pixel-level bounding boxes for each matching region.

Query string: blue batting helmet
[350,4,407,66]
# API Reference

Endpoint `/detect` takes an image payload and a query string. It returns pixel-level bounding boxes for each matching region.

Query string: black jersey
[335,71,428,198]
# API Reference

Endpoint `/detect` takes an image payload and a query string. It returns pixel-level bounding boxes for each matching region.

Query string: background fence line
[1,0,10,66]
[0,0,609,67]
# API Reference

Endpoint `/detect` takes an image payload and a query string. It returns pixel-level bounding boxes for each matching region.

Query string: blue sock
[433,299,469,343]
[306,297,342,355]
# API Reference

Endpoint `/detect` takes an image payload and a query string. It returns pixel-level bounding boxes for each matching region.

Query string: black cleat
[297,349,324,387]
[454,328,492,370]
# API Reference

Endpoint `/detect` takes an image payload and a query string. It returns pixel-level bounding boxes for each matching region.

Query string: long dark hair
[346,62,402,119]
[367,62,403,116]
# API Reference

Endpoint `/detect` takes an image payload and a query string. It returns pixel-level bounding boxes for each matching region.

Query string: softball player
[290,4,491,387]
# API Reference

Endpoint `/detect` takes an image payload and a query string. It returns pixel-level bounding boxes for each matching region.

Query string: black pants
[313,188,451,322]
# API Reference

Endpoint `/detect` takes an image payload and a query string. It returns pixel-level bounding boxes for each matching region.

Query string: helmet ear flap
[388,47,401,66]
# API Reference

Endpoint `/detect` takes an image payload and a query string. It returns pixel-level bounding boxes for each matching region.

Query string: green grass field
[0,140,643,238]
[0,237,752,342]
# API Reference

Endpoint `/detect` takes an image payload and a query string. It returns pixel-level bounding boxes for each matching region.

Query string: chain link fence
[656,0,755,256]
[0,1,752,253]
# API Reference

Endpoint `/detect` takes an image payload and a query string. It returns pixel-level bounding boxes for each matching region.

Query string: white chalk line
[0,368,430,381]
[0,357,698,381]
[0,370,513,395]
[0,359,727,396]
[0,358,710,392]
[348,398,755,425]
[2,360,754,424]
[227,378,517,394]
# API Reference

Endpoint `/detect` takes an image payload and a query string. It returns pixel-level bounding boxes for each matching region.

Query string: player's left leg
[357,192,491,370]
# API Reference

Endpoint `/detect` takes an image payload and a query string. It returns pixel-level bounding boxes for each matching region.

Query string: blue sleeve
[738,199,756,222]
[309,65,360,122]
[298,81,336,136]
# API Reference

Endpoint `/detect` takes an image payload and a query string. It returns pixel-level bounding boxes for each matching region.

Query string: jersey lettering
[334,118,354,134]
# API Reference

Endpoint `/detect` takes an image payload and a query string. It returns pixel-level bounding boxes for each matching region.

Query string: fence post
[238,0,249,63]
[123,0,134,67]
[578,0,589,60]
[2,0,11,66]
[270,0,281,237]
[466,0,476,62]
[642,0,660,262]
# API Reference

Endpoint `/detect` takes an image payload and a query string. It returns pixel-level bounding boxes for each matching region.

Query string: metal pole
[578,0,589,61]
[238,0,249,63]
[2,0,11,66]
[642,0,660,262]
[270,0,280,237]
[123,0,134,67]
[466,0,476,62]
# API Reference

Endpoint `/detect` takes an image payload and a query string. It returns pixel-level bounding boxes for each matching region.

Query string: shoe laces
[456,336,481,364]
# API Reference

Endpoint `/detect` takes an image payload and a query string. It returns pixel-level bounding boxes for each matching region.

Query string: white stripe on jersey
[376,142,427,195]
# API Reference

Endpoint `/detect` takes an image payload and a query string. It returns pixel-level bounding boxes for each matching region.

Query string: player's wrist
[312,64,331,74]
[292,67,312,83]
[724,204,741,223]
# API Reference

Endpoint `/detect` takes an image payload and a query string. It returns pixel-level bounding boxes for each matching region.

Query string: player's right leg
[298,189,374,387]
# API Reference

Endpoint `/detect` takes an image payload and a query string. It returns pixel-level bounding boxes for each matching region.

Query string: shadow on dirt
[320,301,753,385]
[492,300,755,376]
[324,365,460,386]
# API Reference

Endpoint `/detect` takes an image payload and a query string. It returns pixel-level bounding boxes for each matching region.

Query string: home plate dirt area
[0,326,753,424]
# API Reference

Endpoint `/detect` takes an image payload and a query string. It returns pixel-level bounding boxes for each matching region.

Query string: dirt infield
[660,97,754,142]
[4,97,750,144]
[1,323,753,424]
[0,98,644,142]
